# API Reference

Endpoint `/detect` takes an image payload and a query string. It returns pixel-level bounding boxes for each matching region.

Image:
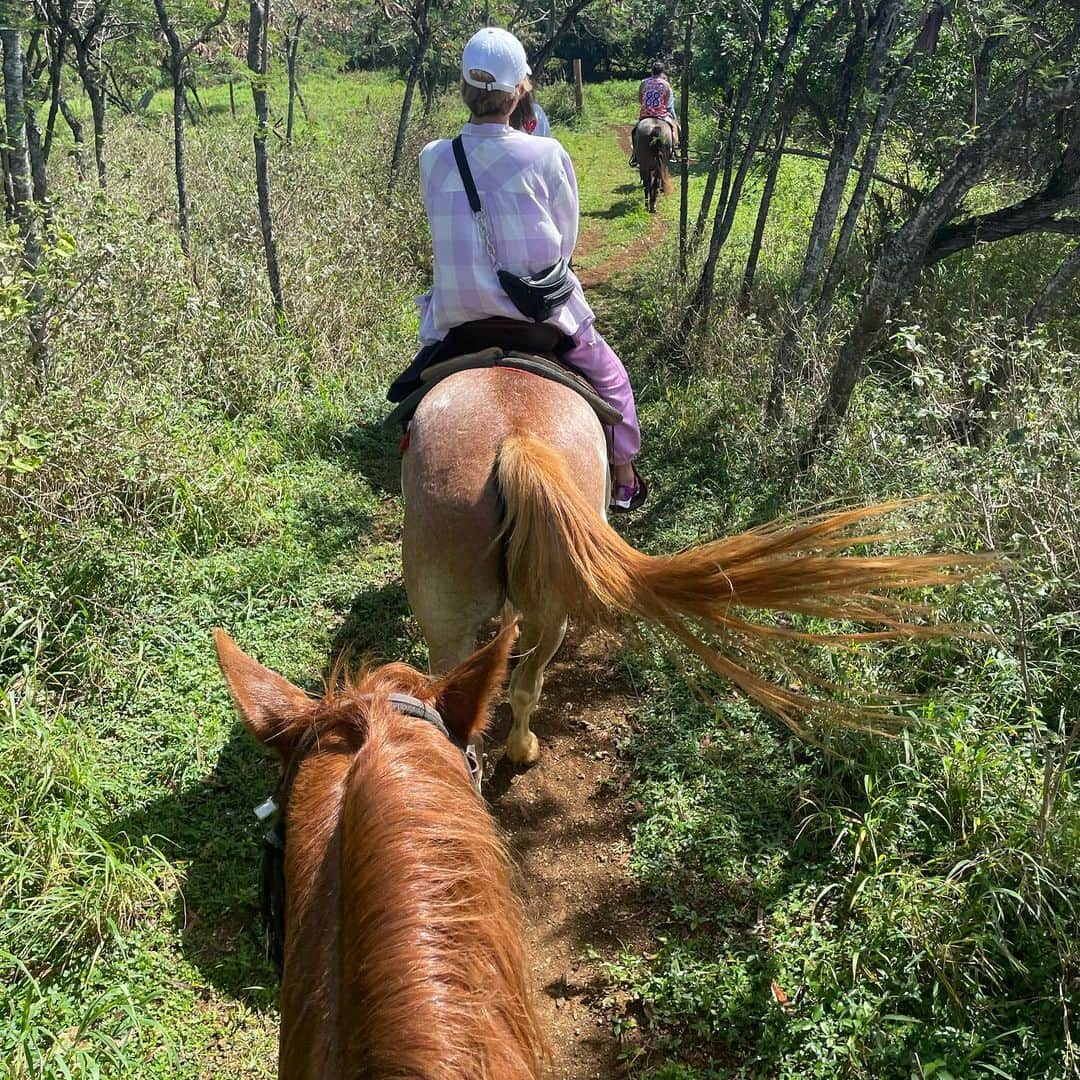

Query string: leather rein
[253,692,483,975]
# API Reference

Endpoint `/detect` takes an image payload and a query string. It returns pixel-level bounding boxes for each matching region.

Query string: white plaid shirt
[415,123,595,345]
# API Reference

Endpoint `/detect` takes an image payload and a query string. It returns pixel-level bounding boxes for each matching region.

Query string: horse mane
[278,667,546,1079]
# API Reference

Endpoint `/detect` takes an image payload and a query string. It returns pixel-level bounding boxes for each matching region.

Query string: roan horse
[216,623,546,1079]
[403,369,985,766]
[633,117,674,212]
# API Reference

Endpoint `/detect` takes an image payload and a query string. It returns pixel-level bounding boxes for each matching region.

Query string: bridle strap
[254,691,484,975]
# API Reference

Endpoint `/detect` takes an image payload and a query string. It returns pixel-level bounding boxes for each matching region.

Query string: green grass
[2,70,1079,1078]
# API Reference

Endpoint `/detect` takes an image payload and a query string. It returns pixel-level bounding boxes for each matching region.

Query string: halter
[253,692,484,976]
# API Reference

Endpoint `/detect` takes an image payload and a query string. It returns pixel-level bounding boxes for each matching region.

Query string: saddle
[640,115,679,149]
[383,317,622,433]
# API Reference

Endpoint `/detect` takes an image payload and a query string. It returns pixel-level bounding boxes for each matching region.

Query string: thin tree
[42,0,109,187]
[766,0,907,420]
[678,7,692,280]
[1,24,48,384]
[692,0,774,248]
[247,0,284,314]
[387,0,434,189]
[741,101,792,303]
[814,14,939,321]
[154,0,229,257]
[282,1,306,142]
[678,0,817,350]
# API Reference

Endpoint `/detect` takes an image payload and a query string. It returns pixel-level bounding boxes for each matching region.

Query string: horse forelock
[279,668,546,1079]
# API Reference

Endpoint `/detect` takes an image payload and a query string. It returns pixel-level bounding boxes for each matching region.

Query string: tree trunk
[816,41,922,320]
[154,0,190,255]
[58,94,86,179]
[285,12,305,143]
[2,28,48,385]
[73,47,107,189]
[1027,242,1080,328]
[529,0,596,80]
[798,70,1080,471]
[971,33,1005,127]
[692,3,771,250]
[24,86,48,206]
[741,107,790,304]
[678,13,692,280]
[691,138,724,248]
[248,0,285,315]
[389,12,431,188]
[43,26,65,167]
[767,0,902,420]
[678,0,815,349]
[1,144,13,221]
[171,74,190,253]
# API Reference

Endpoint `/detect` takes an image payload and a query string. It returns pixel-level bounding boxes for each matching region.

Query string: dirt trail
[486,631,650,1078]
[476,122,669,1078]
[574,125,671,289]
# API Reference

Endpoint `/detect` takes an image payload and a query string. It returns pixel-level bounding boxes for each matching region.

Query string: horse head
[216,622,546,1079]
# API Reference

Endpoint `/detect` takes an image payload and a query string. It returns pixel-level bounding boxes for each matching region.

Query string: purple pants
[564,322,641,466]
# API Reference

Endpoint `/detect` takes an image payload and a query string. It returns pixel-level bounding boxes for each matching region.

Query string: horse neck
[279,711,544,1080]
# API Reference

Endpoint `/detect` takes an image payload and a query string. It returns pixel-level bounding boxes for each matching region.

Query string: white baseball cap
[461,27,531,94]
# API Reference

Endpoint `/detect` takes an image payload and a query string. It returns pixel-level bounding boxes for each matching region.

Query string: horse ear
[433,619,519,743]
[215,629,313,749]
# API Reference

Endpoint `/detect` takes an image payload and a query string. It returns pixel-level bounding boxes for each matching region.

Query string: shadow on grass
[584,196,647,221]
[103,725,281,1006]
[328,579,415,667]
[331,419,403,497]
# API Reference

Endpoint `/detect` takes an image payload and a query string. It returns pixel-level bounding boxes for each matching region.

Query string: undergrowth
[1,69,1078,1079]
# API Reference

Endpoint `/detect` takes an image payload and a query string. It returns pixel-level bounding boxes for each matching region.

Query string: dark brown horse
[633,117,674,212]
[216,623,546,1079]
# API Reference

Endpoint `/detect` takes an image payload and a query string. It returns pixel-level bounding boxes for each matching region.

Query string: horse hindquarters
[403,370,609,764]
[402,377,509,673]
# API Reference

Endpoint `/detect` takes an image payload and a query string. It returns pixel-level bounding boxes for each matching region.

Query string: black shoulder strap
[451,135,482,214]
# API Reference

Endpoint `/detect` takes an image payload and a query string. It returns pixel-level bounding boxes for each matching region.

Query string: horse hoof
[506,730,540,766]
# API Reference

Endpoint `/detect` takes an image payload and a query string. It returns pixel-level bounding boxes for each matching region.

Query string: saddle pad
[382,349,623,433]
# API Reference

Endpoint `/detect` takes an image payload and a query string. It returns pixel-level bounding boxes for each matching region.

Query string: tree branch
[758,144,924,197]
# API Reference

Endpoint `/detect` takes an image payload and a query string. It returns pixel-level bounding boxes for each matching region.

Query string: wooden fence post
[573,58,583,111]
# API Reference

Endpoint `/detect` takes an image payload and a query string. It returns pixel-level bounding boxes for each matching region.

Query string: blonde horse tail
[495,433,994,735]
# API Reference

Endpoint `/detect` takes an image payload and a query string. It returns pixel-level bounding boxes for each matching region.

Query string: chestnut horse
[402,369,985,765]
[633,117,674,212]
[216,623,545,1079]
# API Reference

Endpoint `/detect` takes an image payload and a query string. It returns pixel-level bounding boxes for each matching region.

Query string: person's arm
[550,147,580,258]
[666,83,678,122]
[533,103,552,137]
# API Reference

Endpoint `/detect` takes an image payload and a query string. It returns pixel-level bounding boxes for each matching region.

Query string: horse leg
[505,612,567,766]
[404,532,502,673]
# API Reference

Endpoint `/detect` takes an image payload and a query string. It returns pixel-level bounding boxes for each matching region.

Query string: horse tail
[495,433,992,735]
[648,128,674,193]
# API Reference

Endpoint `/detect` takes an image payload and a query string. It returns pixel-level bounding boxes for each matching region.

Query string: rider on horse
[629,61,679,168]
[390,28,647,512]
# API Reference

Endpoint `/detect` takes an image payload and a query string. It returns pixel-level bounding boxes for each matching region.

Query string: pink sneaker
[610,467,648,513]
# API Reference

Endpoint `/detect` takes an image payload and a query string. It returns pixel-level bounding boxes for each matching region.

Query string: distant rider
[629,61,679,168]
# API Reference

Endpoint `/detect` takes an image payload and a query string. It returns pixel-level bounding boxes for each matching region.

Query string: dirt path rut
[486,631,650,1078]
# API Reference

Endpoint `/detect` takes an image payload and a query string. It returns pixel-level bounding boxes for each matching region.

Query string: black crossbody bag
[451,135,575,323]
